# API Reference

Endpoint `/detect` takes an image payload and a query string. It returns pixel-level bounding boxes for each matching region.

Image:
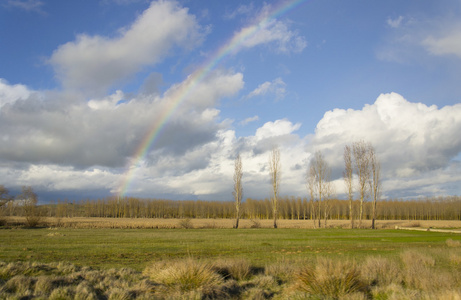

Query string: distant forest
[3,195,461,221]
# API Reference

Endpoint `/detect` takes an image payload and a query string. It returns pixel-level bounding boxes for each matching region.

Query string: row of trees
[1,140,458,226]
[234,141,381,229]
[2,195,461,221]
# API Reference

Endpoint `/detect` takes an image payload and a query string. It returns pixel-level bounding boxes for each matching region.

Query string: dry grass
[294,257,367,298]
[2,250,461,299]
[360,256,402,287]
[143,258,224,297]
[446,238,461,247]
[4,216,461,229]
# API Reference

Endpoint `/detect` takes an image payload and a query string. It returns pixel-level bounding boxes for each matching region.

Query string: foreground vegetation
[1,245,461,299]
[1,221,461,298]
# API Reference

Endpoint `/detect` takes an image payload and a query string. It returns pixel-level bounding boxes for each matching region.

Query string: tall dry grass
[2,248,461,299]
[143,258,224,297]
[4,216,461,229]
[294,257,367,298]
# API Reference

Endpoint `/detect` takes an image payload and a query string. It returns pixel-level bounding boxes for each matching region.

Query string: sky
[1,0,461,203]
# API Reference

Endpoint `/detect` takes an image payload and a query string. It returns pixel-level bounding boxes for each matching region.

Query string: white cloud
[378,14,461,63]
[3,0,44,13]
[423,26,461,58]
[0,70,244,169]
[247,77,286,101]
[240,115,259,126]
[48,0,205,94]
[238,19,307,53]
[311,93,461,184]
[387,16,404,28]
[226,3,306,55]
[224,3,254,20]
[2,91,460,199]
[0,79,31,108]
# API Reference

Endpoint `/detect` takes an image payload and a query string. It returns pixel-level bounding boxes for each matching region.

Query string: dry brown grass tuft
[294,257,366,298]
[400,250,459,292]
[361,256,402,286]
[213,258,253,281]
[144,258,224,296]
[446,238,461,247]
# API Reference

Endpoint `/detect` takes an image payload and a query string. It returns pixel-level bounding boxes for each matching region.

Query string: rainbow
[117,0,307,198]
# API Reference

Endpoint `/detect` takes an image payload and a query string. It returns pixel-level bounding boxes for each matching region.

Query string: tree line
[1,140,460,226]
[2,192,461,221]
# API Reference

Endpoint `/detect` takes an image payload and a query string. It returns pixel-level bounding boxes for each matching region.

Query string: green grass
[1,227,460,271]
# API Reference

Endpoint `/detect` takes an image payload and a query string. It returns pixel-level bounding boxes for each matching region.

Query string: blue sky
[1,0,461,202]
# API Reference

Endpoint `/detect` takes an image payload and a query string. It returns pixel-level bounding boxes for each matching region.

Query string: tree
[269,147,281,229]
[343,145,354,228]
[307,151,333,228]
[0,185,12,208]
[233,153,243,229]
[18,186,41,227]
[369,144,381,229]
[352,140,371,227]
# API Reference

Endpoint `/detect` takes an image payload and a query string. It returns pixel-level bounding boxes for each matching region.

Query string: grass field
[1,218,461,299]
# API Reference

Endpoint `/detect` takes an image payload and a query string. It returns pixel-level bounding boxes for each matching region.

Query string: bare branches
[307,151,334,228]
[345,141,381,229]
[233,153,243,229]
[343,145,354,228]
[352,140,371,227]
[269,147,281,229]
[369,145,381,229]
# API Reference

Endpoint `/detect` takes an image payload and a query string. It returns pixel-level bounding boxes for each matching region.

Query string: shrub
[294,258,366,298]
[178,218,194,229]
[250,219,261,228]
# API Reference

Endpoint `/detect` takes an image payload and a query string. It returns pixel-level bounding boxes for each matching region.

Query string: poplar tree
[233,153,243,229]
[269,147,281,229]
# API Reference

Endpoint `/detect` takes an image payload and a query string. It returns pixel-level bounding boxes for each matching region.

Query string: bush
[178,218,194,229]
[250,219,261,228]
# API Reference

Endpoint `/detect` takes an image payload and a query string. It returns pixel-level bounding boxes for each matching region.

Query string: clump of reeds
[144,258,223,297]
[294,257,366,298]
[360,256,402,286]
[213,258,253,281]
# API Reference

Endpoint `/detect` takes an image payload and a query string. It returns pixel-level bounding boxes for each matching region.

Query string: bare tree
[0,185,11,208]
[343,145,354,228]
[352,141,371,228]
[18,186,41,227]
[369,144,381,229]
[233,153,243,229]
[306,173,317,227]
[269,147,281,229]
[307,151,333,228]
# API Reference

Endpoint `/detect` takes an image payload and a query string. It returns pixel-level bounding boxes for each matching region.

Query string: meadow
[1,218,461,299]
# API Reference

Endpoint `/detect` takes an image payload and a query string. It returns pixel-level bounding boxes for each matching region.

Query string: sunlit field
[1,219,461,299]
